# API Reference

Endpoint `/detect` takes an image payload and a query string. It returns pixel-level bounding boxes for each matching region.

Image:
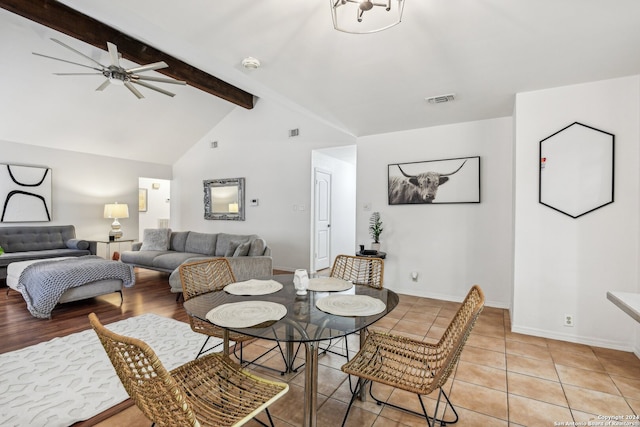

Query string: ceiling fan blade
[107,42,120,67]
[124,81,145,99]
[54,72,103,76]
[32,52,103,71]
[96,79,110,91]
[127,61,168,74]
[133,80,176,97]
[132,75,186,85]
[50,38,106,69]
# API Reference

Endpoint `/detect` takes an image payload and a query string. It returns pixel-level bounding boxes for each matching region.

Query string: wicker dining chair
[89,313,289,427]
[323,254,385,361]
[179,258,288,374]
[330,254,384,289]
[340,285,485,427]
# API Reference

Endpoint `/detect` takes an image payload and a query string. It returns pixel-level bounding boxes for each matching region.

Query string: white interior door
[314,169,331,271]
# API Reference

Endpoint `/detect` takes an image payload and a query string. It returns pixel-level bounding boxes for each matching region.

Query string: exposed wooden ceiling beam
[0,0,254,109]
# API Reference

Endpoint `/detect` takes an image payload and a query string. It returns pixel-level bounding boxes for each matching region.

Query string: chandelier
[330,0,405,34]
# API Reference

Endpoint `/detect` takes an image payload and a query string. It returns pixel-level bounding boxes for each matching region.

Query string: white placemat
[315,294,386,317]
[224,279,283,295]
[207,301,287,328]
[308,277,353,292]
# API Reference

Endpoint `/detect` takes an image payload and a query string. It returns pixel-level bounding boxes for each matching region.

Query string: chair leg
[253,408,276,427]
[195,336,223,359]
[341,377,368,427]
[368,384,459,426]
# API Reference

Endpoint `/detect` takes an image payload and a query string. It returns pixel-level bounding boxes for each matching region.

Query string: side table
[356,250,386,259]
[88,239,134,260]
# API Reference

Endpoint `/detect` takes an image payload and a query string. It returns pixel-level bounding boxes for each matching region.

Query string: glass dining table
[182,274,399,427]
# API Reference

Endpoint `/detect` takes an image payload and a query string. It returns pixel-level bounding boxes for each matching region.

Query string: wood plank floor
[0,268,187,355]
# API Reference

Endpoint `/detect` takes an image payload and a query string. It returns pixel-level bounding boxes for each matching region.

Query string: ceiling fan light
[331,0,404,34]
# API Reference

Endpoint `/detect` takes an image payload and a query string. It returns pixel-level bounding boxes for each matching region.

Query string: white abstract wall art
[0,164,52,222]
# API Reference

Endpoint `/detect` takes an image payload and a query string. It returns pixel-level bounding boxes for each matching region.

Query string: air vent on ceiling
[289,128,300,137]
[426,93,456,104]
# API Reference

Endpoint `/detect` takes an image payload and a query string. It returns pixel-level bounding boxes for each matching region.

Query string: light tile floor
[98,293,640,427]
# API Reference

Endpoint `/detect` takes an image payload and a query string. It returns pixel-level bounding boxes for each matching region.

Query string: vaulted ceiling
[2,1,640,165]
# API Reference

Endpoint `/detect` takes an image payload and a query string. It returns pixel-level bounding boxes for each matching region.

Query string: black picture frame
[539,122,614,218]
[388,156,481,205]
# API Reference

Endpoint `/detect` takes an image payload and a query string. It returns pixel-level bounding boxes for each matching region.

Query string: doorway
[310,146,357,274]
[138,177,171,241]
[314,168,332,271]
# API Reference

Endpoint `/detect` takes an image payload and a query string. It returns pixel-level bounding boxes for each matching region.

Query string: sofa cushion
[120,250,167,266]
[233,241,251,257]
[140,228,171,251]
[248,238,267,256]
[152,252,207,270]
[185,232,217,255]
[169,231,189,252]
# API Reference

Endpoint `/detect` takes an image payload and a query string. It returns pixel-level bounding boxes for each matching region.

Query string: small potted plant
[369,212,383,251]
[0,245,4,256]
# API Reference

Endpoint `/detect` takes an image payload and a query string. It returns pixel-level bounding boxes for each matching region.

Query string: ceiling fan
[33,38,187,99]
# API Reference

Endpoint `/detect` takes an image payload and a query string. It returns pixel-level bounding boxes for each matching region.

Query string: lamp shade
[104,203,129,219]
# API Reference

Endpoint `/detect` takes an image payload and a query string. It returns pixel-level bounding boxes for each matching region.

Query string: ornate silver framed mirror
[203,177,245,221]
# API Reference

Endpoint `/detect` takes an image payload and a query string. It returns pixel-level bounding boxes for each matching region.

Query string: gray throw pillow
[140,228,171,251]
[66,239,89,250]
[225,240,242,257]
[233,241,251,257]
[248,238,266,256]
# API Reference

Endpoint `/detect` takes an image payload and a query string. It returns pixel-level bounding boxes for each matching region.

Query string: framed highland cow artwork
[388,156,480,205]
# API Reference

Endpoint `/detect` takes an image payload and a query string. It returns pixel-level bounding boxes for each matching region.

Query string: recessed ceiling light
[425,93,455,104]
[241,57,261,69]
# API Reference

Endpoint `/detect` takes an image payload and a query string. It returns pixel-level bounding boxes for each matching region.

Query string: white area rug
[0,313,221,427]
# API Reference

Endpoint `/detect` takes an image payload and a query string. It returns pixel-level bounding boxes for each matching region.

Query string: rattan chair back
[180,258,236,300]
[343,284,485,395]
[89,313,289,427]
[330,255,384,289]
[179,258,251,345]
[89,312,199,426]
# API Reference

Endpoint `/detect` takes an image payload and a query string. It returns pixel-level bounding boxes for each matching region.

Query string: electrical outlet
[564,314,574,327]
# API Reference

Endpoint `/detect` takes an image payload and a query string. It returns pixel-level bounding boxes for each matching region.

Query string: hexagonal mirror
[539,122,614,218]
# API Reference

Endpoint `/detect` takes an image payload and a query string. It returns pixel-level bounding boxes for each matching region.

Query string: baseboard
[511,324,637,352]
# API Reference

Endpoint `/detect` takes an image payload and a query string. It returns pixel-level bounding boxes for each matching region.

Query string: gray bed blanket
[17,256,135,319]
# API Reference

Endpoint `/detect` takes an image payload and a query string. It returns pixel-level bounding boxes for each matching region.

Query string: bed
[6,256,135,318]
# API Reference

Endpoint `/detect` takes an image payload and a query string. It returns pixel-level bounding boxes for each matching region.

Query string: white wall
[356,117,514,308]
[0,139,171,240]
[138,177,171,241]
[311,147,357,272]
[172,98,355,271]
[513,75,640,351]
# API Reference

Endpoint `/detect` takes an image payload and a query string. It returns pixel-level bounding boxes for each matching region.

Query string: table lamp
[104,202,129,240]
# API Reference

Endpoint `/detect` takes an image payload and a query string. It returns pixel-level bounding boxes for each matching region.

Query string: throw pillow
[233,241,251,257]
[66,239,89,250]
[140,228,171,251]
[248,238,266,256]
[224,240,242,257]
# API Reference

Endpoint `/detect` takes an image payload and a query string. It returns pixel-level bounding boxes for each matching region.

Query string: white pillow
[140,228,171,251]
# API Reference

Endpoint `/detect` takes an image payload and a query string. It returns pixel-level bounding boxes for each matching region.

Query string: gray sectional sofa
[0,225,91,280]
[120,230,273,294]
